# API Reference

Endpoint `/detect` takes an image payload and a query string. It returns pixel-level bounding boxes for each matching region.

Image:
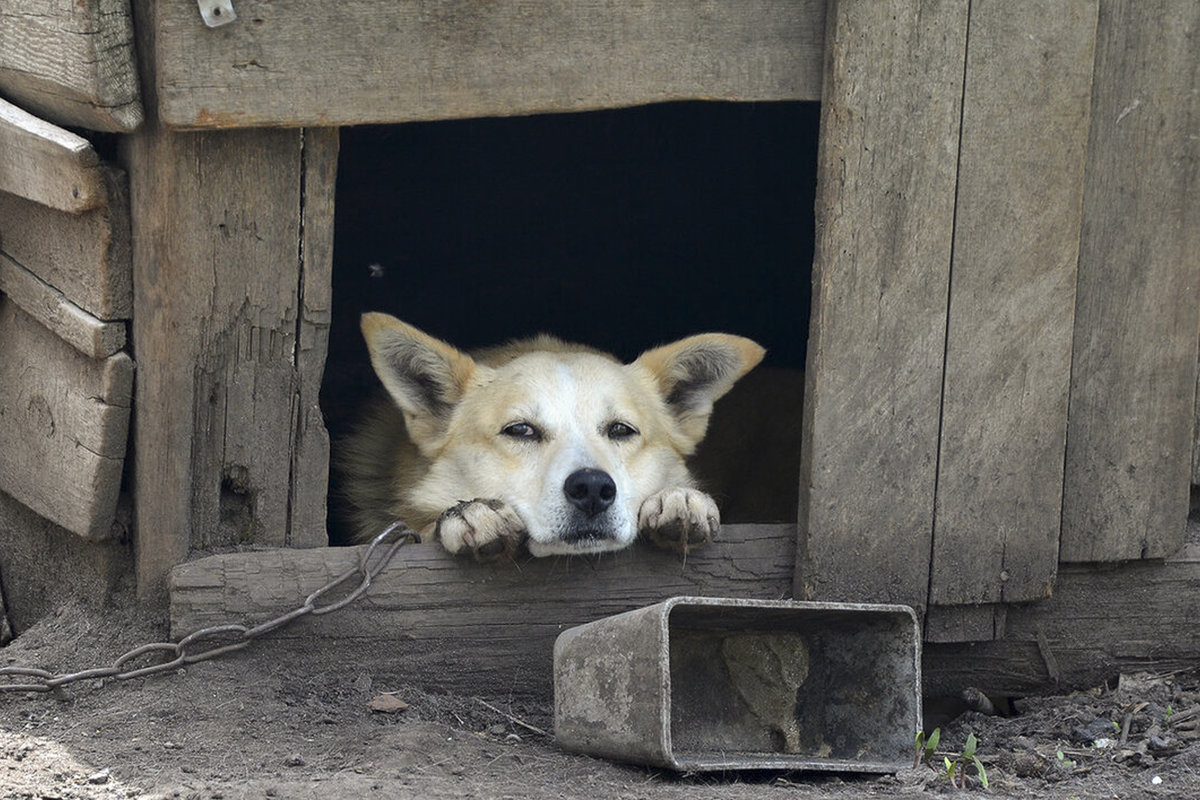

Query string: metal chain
[0,522,418,693]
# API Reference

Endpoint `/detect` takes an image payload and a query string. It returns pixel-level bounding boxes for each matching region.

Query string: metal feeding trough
[554,596,921,773]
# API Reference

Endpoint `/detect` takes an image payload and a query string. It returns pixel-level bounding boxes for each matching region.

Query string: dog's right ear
[361,313,478,452]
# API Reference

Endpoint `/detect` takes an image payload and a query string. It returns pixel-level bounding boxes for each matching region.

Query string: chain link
[0,522,418,693]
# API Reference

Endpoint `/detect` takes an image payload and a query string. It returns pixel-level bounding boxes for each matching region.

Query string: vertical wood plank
[797,0,969,613]
[1060,1,1200,562]
[1194,358,1200,486]
[290,128,339,544]
[123,123,335,599]
[929,0,1098,609]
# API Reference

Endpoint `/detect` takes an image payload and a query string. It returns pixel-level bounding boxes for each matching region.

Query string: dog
[337,313,764,559]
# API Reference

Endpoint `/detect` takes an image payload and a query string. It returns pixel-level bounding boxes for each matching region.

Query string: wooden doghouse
[2,1,1199,700]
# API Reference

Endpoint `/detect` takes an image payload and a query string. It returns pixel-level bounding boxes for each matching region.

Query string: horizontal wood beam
[170,524,797,698]
[0,254,126,358]
[0,0,143,132]
[0,98,107,212]
[142,0,825,129]
[925,545,1200,697]
[0,165,132,320]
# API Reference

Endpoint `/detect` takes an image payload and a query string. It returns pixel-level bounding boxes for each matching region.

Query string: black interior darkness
[322,101,820,543]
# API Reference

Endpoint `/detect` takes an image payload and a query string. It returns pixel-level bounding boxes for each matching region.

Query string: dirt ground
[2,600,1198,800]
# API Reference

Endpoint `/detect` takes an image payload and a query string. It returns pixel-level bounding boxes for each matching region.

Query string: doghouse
[1,1,1198,701]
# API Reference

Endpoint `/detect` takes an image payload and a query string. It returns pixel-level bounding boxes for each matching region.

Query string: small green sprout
[915,728,989,789]
[914,727,941,768]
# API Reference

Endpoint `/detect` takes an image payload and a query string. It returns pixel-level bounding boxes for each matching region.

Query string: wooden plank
[1060,1,1200,562]
[0,98,107,212]
[0,572,10,645]
[0,166,132,320]
[0,0,143,132]
[924,604,1007,645]
[1194,358,1200,486]
[141,0,825,129]
[169,524,796,699]
[0,253,125,358]
[924,545,1200,697]
[291,128,338,544]
[0,298,133,540]
[796,0,969,614]
[928,0,1098,612]
[122,124,335,600]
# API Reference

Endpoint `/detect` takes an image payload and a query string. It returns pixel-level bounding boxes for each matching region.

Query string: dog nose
[563,468,616,517]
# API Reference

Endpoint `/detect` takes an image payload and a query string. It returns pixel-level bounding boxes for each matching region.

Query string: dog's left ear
[633,334,766,448]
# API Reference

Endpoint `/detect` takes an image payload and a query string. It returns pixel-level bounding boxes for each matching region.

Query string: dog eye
[501,422,542,441]
[606,421,639,440]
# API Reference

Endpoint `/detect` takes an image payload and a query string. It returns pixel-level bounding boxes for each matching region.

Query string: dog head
[362,313,764,555]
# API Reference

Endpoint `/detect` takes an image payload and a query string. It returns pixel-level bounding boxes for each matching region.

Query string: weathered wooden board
[924,543,1200,697]
[0,572,10,646]
[169,525,796,699]
[0,299,133,540]
[0,254,125,358]
[797,0,968,614]
[140,0,825,129]
[1194,361,1200,486]
[122,125,336,600]
[170,523,1200,702]
[928,0,1097,613]
[0,97,108,212]
[924,603,1007,645]
[0,0,143,132]
[0,166,132,320]
[1060,2,1200,562]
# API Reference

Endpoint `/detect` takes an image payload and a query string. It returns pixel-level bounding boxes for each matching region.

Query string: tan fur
[338,313,764,558]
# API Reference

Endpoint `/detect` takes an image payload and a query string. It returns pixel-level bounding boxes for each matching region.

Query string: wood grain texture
[1060,1,1200,561]
[924,544,1200,697]
[0,166,132,319]
[0,299,133,540]
[0,0,143,132]
[797,0,968,614]
[929,0,1097,610]
[122,124,335,600]
[143,0,825,129]
[0,253,126,358]
[0,98,107,212]
[169,524,796,698]
[1194,363,1200,486]
[0,573,9,645]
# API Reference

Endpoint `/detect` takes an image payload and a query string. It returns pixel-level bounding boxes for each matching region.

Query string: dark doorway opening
[323,101,819,543]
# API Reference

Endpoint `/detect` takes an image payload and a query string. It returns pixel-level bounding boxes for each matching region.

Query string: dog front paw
[435,499,527,561]
[639,487,720,554]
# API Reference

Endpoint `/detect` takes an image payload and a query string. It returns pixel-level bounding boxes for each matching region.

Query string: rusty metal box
[553,596,921,772]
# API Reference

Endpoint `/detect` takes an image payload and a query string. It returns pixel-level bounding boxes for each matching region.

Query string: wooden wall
[800,0,1200,643]
[2,0,1198,689]
[0,99,134,541]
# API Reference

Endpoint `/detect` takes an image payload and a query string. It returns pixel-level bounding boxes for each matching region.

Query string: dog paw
[435,499,527,561]
[639,487,720,554]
